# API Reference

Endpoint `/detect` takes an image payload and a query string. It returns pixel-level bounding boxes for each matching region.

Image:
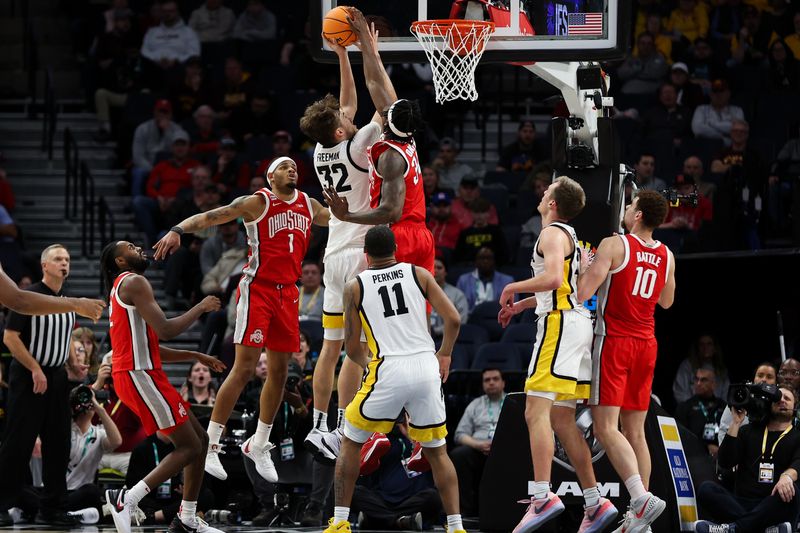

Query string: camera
[69,385,96,416]
[285,360,303,391]
[727,382,783,423]
[659,187,699,208]
[205,509,241,525]
[95,389,109,402]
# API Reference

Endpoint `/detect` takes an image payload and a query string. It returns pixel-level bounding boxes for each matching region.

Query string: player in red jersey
[153,157,330,482]
[99,241,225,533]
[576,190,676,533]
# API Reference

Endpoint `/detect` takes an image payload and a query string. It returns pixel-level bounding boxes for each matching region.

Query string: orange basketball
[323,6,357,47]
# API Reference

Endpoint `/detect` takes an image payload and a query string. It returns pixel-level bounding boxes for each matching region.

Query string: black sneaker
[251,507,278,527]
[300,501,324,527]
[396,512,423,531]
[35,509,80,527]
[0,511,12,527]
[168,514,224,533]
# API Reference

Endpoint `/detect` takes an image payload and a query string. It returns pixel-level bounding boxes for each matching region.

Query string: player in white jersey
[298,20,399,461]
[498,177,618,533]
[321,225,466,533]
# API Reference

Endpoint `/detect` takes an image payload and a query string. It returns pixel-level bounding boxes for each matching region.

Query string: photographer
[695,386,800,532]
[718,362,777,444]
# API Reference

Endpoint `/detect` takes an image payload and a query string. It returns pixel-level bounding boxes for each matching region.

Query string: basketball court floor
[0,526,446,533]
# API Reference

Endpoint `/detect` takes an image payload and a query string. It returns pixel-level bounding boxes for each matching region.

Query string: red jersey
[595,234,670,339]
[109,271,162,371]
[368,138,426,226]
[243,188,313,285]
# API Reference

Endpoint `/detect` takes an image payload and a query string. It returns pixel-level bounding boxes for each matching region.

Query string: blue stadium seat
[501,322,536,344]
[471,342,523,371]
[502,265,531,282]
[299,320,323,346]
[450,344,472,370]
[484,171,526,192]
[468,301,503,341]
[481,185,510,221]
[502,225,521,263]
[447,265,473,286]
[455,323,490,359]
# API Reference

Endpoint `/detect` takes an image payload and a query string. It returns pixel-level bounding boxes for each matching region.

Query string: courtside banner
[657,415,698,531]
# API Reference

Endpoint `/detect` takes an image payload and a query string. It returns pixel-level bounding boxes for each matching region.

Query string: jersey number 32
[319,163,352,193]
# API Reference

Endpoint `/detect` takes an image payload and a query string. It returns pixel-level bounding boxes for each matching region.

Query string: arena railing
[41,68,57,160]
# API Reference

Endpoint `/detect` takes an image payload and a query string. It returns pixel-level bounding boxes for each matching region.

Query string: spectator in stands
[227,91,279,143]
[451,368,507,518]
[669,62,705,110]
[430,258,468,338]
[133,130,199,246]
[65,386,122,523]
[199,218,245,278]
[213,57,255,117]
[92,7,141,142]
[188,0,235,44]
[634,152,668,191]
[768,126,800,241]
[66,340,90,385]
[666,0,709,57]
[673,333,730,404]
[427,192,463,258]
[0,204,24,282]
[139,0,200,88]
[764,39,800,94]
[728,5,771,68]
[130,99,186,197]
[451,177,499,228]
[71,327,98,375]
[638,12,672,62]
[298,260,324,322]
[254,132,313,186]
[656,173,713,252]
[179,361,216,406]
[496,120,546,173]
[718,361,777,444]
[292,330,315,374]
[683,155,717,199]
[126,432,214,525]
[691,79,744,146]
[432,137,475,191]
[0,168,15,212]
[184,105,221,161]
[642,82,693,147]
[454,198,507,266]
[352,417,442,530]
[169,58,212,123]
[687,37,724,96]
[93,352,147,477]
[675,367,726,457]
[211,137,251,197]
[456,247,514,314]
[777,358,800,393]
[617,32,669,96]
[422,165,451,205]
[694,386,800,533]
[709,0,742,56]
[786,12,800,59]
[233,0,277,42]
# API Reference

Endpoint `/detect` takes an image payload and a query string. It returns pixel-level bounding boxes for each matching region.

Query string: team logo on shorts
[553,405,605,472]
[178,403,187,417]
[250,329,264,344]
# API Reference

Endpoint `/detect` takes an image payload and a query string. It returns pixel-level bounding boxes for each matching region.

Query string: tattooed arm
[310,197,331,227]
[343,278,369,368]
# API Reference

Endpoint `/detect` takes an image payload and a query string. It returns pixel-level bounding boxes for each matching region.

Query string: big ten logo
[555,3,569,35]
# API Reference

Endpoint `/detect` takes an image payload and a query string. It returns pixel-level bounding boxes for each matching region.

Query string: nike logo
[635,496,650,519]
[243,441,251,454]
[293,298,299,303]
[534,499,552,514]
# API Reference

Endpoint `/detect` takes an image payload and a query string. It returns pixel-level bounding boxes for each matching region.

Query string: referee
[0,244,80,526]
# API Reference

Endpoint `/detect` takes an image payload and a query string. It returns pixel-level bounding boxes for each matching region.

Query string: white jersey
[356,262,434,357]
[531,222,586,316]
[313,122,381,256]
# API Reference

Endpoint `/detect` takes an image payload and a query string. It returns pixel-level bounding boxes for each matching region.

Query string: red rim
[411,19,496,34]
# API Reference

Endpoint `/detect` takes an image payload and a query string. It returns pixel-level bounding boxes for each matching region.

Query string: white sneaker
[169,514,225,533]
[612,494,665,533]
[241,436,278,482]
[304,427,327,455]
[105,488,144,533]
[68,507,100,525]
[317,427,343,465]
[204,443,228,480]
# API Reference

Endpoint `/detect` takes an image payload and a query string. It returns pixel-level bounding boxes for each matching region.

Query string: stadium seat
[484,171,526,192]
[471,342,523,371]
[481,184,510,221]
[513,190,538,224]
[447,265,473,286]
[502,265,531,282]
[501,322,536,344]
[455,323,490,359]
[450,344,472,370]
[502,225,521,263]
[299,320,323,346]
[468,301,503,341]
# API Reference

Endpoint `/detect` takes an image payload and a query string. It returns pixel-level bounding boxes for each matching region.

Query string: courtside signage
[657,416,698,531]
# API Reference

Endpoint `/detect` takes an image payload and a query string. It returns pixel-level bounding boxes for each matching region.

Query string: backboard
[311,0,632,64]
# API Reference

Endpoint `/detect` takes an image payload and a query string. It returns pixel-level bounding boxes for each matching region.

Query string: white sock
[207,421,225,447]
[333,506,349,523]
[313,409,329,431]
[125,480,150,507]
[583,486,600,509]
[337,408,345,428]
[446,514,463,532]
[179,500,197,526]
[252,420,273,448]
[624,474,647,503]
[532,481,550,500]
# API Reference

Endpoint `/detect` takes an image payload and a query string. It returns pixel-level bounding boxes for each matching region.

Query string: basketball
[323,6,357,47]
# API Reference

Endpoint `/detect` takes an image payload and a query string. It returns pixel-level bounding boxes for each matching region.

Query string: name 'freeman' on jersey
[636,251,662,267]
[267,210,311,239]
[316,151,340,163]
[371,270,405,284]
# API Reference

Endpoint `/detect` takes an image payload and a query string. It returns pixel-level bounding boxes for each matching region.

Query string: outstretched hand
[323,187,350,221]
[322,32,347,55]
[195,353,226,373]
[75,298,106,322]
[153,230,182,260]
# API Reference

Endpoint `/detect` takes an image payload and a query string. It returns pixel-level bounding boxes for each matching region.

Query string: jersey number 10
[632,266,657,299]
[378,283,409,318]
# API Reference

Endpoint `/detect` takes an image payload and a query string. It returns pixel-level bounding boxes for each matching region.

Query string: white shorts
[525,309,592,401]
[345,352,447,444]
[322,247,368,341]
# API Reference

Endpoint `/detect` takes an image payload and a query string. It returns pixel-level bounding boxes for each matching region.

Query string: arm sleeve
[349,122,382,170]
[183,29,201,62]
[717,424,746,470]
[140,30,158,62]
[692,107,719,139]
[452,288,469,324]
[6,308,28,332]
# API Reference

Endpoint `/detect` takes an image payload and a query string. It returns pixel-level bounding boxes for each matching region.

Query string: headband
[387,100,413,139]
[266,156,295,177]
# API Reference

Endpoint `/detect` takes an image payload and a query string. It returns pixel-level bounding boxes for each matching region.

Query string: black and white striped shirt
[6,282,76,368]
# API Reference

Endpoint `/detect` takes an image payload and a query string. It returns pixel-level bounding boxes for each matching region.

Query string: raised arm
[349,10,397,120]
[658,248,676,309]
[576,236,619,302]
[310,197,331,227]
[159,346,226,372]
[121,274,221,340]
[325,35,357,119]
[153,194,265,259]
[343,279,369,368]
[0,266,104,320]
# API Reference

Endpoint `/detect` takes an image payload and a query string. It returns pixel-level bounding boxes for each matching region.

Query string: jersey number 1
[378,283,409,318]
[632,267,657,298]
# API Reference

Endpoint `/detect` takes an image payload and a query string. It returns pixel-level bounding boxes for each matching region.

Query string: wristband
[170,226,184,236]
[782,473,794,482]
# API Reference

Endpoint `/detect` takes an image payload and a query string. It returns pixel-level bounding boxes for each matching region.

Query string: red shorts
[233,280,300,352]
[590,335,657,410]
[393,224,435,274]
[113,369,190,436]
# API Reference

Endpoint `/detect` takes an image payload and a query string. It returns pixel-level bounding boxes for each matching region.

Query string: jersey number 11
[378,283,409,318]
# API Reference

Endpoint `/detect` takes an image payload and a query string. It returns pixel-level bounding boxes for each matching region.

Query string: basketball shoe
[241,435,278,482]
[168,514,224,533]
[204,443,227,480]
[611,493,665,533]
[323,518,351,533]
[407,441,431,472]
[512,493,565,533]
[316,427,343,464]
[105,488,145,533]
[304,427,327,455]
[579,497,619,533]
[359,433,391,475]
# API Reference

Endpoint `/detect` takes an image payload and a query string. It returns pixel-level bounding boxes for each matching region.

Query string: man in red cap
[131,99,187,197]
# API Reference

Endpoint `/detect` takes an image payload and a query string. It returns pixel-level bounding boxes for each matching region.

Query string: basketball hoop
[410,19,495,103]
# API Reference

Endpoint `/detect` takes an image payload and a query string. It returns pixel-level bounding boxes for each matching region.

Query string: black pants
[450,445,486,517]
[164,246,201,301]
[698,480,800,530]
[351,486,442,529]
[0,361,70,512]
[16,483,103,519]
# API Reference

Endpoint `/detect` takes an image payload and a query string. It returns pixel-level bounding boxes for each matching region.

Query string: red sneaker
[406,441,431,473]
[359,433,391,476]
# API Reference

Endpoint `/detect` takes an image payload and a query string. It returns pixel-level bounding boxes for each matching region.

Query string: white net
[411,20,495,103]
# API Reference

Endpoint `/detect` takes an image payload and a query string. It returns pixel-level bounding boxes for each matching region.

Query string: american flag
[567,13,603,36]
